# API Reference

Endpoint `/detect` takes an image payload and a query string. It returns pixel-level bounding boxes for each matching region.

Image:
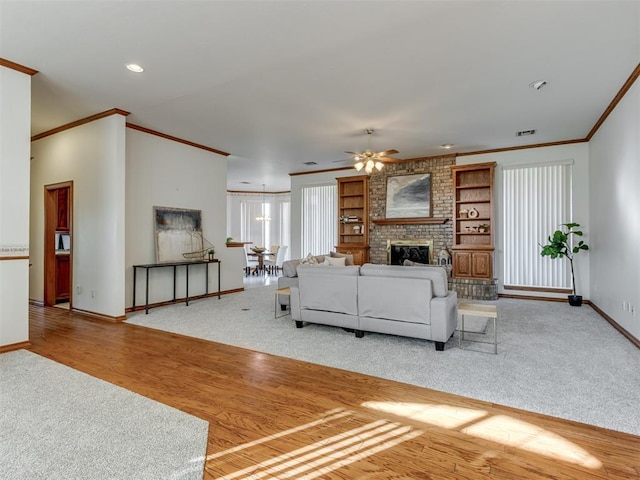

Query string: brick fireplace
[367,154,497,300]
[368,155,454,264]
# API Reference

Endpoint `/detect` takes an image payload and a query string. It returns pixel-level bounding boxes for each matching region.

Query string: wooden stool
[458,303,498,354]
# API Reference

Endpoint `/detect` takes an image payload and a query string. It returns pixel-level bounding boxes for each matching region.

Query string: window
[503,161,572,289]
[234,193,290,257]
[301,184,337,256]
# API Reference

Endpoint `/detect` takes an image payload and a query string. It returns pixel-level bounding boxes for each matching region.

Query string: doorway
[44,182,73,307]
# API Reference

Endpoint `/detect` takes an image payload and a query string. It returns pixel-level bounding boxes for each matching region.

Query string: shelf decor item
[468,207,479,218]
[539,222,589,306]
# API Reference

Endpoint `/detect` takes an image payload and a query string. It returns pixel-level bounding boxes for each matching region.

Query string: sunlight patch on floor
[208,408,422,479]
[362,401,603,470]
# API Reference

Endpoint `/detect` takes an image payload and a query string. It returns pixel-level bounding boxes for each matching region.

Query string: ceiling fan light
[365,160,375,173]
[354,161,364,171]
[375,161,384,171]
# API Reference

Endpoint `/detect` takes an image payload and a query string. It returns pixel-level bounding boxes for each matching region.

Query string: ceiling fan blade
[332,158,355,164]
[379,157,404,163]
[377,149,399,156]
[344,151,361,156]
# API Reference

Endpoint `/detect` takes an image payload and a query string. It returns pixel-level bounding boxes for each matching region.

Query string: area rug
[127,285,640,436]
[0,350,208,480]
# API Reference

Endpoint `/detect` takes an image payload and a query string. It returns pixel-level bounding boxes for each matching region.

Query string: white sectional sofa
[289,263,458,351]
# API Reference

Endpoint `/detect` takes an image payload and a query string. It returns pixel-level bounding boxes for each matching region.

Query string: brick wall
[368,155,455,264]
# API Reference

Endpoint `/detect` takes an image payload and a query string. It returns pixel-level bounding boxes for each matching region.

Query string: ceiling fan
[337,129,401,173]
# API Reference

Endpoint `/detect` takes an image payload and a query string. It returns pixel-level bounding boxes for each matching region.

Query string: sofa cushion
[300,253,320,265]
[282,255,327,278]
[359,263,449,298]
[325,256,346,266]
[358,276,432,324]
[297,265,360,316]
[330,251,355,266]
[282,259,299,277]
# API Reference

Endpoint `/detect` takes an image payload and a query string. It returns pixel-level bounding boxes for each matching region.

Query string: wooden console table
[132,259,221,314]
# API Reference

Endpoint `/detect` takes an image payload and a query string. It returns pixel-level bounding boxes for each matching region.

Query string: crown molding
[227,190,290,195]
[126,123,230,157]
[0,58,38,76]
[31,108,130,141]
[586,62,640,141]
[456,138,586,157]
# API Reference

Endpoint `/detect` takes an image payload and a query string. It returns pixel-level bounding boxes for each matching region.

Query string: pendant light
[256,184,271,222]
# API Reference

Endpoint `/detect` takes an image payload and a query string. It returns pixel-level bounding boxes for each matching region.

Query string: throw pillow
[326,256,346,266]
[330,251,354,266]
[300,253,319,265]
[403,259,429,267]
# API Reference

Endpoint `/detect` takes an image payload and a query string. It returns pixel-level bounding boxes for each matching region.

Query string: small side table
[275,287,291,319]
[458,303,498,354]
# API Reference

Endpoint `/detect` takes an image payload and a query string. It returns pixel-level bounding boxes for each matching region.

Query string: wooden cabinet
[451,162,496,279]
[452,250,493,278]
[336,175,370,265]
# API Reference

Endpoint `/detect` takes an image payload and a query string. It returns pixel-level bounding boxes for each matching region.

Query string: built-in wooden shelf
[372,217,449,226]
[226,242,252,248]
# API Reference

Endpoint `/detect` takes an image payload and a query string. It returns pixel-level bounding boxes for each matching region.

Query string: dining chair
[267,245,279,273]
[243,248,258,276]
[264,245,288,276]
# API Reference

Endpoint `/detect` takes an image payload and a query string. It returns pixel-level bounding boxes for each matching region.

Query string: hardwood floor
[25,305,640,479]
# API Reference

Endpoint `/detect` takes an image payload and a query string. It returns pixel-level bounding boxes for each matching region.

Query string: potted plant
[207,248,215,261]
[539,222,589,306]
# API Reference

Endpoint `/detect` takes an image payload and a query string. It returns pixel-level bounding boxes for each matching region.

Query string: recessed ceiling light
[240,181,251,184]
[440,144,454,149]
[529,80,547,90]
[126,63,144,73]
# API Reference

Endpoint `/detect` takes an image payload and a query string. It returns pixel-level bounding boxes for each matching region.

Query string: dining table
[248,250,274,274]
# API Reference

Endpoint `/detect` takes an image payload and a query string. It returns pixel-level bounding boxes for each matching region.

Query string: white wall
[589,79,640,340]
[0,65,31,347]
[126,128,240,308]
[30,114,127,318]
[457,143,591,300]
[289,168,360,259]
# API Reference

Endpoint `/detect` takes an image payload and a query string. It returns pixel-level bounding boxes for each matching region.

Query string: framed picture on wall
[385,173,431,218]
[153,206,203,262]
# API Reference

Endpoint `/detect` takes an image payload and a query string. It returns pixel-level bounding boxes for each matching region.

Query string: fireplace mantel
[372,217,449,226]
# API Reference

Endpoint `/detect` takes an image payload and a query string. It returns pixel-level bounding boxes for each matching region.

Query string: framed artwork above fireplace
[385,173,431,218]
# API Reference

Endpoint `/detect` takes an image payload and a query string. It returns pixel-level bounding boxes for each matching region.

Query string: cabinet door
[471,251,492,278]
[453,251,472,277]
[57,188,69,231]
[56,255,70,301]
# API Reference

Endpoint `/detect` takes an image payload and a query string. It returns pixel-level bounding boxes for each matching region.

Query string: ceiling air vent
[516,129,536,137]
[303,161,317,165]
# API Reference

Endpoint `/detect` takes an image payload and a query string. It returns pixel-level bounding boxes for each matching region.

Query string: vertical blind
[301,184,337,256]
[503,161,572,289]
[240,200,267,248]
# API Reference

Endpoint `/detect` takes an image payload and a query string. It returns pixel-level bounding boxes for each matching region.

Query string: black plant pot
[568,295,583,307]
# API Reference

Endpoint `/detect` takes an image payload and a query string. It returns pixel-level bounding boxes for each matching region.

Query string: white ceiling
[1,1,638,191]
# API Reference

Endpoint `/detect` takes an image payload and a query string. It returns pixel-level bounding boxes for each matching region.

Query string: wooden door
[44,182,73,306]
